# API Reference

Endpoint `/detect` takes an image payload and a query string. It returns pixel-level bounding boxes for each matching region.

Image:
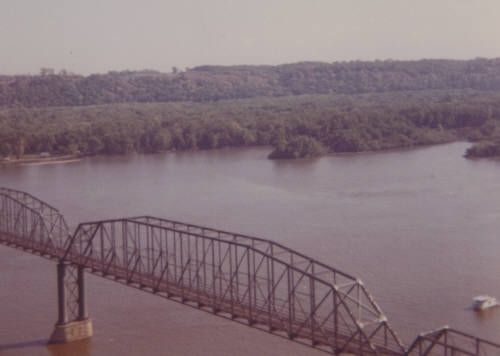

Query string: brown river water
[0,142,499,355]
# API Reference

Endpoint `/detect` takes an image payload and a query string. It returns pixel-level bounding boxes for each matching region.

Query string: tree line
[2,58,500,108]
[1,89,499,159]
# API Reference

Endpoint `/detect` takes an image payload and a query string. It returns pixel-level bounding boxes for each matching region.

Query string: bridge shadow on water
[0,339,91,356]
[0,339,47,352]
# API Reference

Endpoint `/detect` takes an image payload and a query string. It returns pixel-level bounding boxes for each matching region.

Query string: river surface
[0,142,499,355]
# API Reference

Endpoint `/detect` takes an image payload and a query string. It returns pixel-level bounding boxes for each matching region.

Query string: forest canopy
[3,59,500,160]
[1,89,500,159]
[2,58,500,108]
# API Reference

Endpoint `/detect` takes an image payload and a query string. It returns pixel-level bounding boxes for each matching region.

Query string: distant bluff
[2,58,500,108]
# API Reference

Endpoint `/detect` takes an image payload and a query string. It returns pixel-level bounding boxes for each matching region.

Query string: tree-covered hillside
[2,58,500,108]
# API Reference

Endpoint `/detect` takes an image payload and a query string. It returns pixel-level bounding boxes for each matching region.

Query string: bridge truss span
[130,216,398,336]
[0,188,87,329]
[0,187,70,258]
[407,327,500,356]
[66,216,405,355]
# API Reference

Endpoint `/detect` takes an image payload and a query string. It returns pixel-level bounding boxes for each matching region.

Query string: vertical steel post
[333,291,338,350]
[195,235,200,303]
[187,232,192,290]
[77,266,87,320]
[56,261,67,325]
[229,244,234,317]
[180,233,184,299]
[218,239,222,301]
[211,240,216,311]
[444,330,448,356]
[287,267,293,338]
[123,221,129,280]
[309,273,315,345]
[266,255,272,330]
[247,247,253,324]
[235,246,240,300]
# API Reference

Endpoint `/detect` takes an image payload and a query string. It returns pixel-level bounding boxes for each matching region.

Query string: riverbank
[0,154,82,167]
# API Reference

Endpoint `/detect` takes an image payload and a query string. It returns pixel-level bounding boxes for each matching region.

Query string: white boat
[472,295,498,311]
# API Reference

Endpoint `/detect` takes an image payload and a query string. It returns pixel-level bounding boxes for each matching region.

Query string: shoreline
[0,140,470,166]
[0,155,82,167]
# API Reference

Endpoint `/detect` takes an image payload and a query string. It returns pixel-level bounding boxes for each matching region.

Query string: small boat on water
[472,295,498,311]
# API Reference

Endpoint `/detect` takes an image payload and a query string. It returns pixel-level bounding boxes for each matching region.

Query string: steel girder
[406,327,500,356]
[0,187,70,256]
[65,217,405,355]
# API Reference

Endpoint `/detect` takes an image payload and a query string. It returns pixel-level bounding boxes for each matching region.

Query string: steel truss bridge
[0,187,498,355]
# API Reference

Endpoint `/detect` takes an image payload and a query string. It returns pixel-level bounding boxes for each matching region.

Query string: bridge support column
[78,266,87,320]
[49,262,93,343]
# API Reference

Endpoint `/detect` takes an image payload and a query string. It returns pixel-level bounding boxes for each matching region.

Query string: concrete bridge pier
[49,262,93,343]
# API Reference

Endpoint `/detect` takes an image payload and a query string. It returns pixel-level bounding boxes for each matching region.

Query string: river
[0,142,499,355]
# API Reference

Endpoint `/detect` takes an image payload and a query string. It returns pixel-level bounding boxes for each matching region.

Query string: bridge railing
[406,327,500,355]
[65,217,405,355]
[0,190,70,258]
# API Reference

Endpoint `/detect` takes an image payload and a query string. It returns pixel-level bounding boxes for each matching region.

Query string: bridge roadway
[0,187,499,355]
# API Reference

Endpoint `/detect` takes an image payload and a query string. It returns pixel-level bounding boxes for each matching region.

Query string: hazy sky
[1,0,500,75]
